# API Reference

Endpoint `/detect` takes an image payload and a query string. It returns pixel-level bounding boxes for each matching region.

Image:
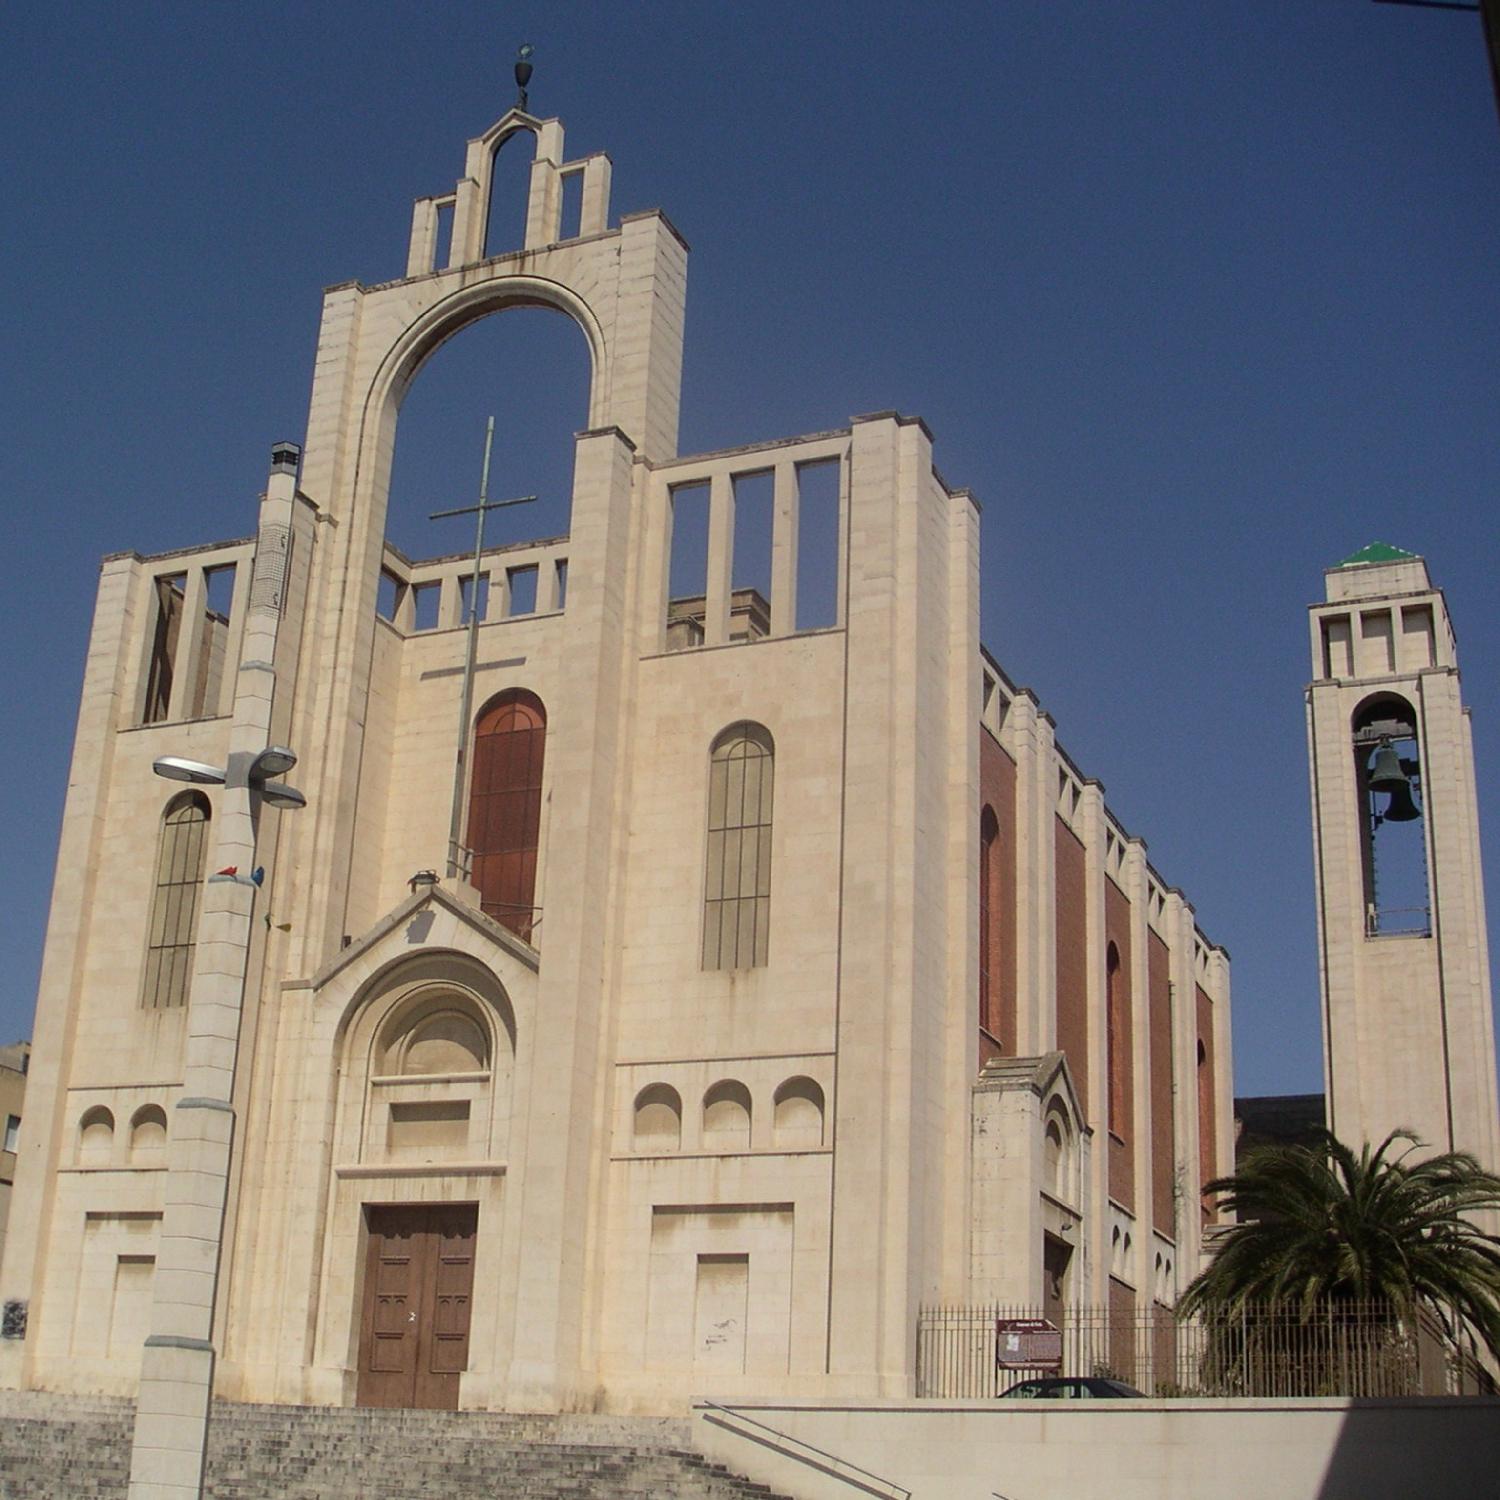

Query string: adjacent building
[0,1043,28,1280]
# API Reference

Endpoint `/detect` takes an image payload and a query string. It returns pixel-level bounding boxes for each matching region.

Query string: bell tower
[1306,544,1500,1165]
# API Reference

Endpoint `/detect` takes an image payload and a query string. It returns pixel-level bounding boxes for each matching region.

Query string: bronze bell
[1368,744,1421,822]
[1382,781,1421,822]
[1367,744,1408,793]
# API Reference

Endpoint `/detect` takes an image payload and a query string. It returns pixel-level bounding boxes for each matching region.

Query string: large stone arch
[375,274,608,430]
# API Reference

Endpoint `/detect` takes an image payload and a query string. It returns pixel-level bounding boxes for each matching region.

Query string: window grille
[703,723,774,969]
[143,793,209,1008]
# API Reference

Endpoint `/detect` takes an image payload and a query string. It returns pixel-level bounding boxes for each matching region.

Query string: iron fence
[915,1301,1492,1400]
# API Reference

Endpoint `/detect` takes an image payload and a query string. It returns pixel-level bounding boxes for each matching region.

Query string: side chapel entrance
[356,1203,478,1409]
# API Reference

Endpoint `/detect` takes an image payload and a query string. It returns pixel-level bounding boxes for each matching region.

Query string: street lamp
[127,741,305,1500]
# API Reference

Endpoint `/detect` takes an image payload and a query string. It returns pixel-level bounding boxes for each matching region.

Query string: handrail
[698,1401,912,1500]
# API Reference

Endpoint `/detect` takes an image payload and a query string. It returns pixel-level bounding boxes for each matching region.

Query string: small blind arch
[79,1106,115,1165]
[702,1079,753,1150]
[772,1076,825,1148]
[129,1104,168,1164]
[633,1083,683,1152]
[467,688,546,940]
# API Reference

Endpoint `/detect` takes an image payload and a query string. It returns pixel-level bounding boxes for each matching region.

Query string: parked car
[998,1376,1144,1399]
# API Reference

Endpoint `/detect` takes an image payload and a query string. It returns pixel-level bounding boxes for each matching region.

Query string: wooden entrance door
[356,1203,478,1409]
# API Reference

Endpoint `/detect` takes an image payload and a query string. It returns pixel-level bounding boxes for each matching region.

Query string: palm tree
[1181,1129,1500,1361]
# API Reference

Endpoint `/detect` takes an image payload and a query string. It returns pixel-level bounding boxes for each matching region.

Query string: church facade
[0,109,1231,1416]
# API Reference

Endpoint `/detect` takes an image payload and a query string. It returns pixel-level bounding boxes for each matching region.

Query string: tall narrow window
[979,806,999,1039]
[143,792,210,1009]
[703,723,774,969]
[467,689,546,940]
[1107,943,1127,1137]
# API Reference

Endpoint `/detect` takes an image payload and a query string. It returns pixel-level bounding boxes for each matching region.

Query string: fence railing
[915,1301,1492,1400]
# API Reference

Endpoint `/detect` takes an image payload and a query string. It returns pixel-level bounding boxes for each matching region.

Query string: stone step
[0,1392,797,1499]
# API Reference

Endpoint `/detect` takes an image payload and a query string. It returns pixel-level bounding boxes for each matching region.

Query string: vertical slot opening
[795,459,841,631]
[667,481,711,650]
[459,571,490,623]
[412,582,441,631]
[507,565,538,616]
[435,199,455,269]
[730,469,773,642]
[143,572,188,724]
[377,570,404,623]
[484,136,534,258]
[560,170,584,240]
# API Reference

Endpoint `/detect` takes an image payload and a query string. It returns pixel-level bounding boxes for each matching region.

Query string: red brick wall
[1196,984,1217,1222]
[1055,818,1088,1112]
[1148,931,1174,1237]
[1105,878,1134,1210]
[979,730,1018,1060]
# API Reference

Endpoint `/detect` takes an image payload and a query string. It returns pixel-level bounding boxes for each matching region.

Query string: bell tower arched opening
[1352,692,1429,937]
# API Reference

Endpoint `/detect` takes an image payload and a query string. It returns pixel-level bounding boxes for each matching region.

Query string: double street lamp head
[153,746,304,808]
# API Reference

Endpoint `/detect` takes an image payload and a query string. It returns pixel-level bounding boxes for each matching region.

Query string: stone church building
[0,107,1231,1417]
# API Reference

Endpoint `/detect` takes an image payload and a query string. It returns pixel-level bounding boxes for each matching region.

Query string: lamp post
[126,743,304,1500]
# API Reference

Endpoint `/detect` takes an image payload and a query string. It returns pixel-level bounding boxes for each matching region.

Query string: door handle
[409,1311,417,1322]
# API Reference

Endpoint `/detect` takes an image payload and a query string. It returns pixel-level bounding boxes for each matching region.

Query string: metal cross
[429,415,536,878]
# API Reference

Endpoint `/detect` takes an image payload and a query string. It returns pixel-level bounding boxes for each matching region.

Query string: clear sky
[3,2,1497,1099]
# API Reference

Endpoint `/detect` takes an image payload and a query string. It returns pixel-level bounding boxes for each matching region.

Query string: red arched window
[979,806,999,1040]
[467,689,546,940]
[1197,1036,1215,1219]
[1107,943,1126,1137]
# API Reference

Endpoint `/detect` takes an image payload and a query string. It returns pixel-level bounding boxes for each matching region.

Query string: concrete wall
[695,1397,1500,1500]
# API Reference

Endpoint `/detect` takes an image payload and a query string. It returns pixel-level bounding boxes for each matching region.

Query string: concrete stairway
[0,1391,796,1499]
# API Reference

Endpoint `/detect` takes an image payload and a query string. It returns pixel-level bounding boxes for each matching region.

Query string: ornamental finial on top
[515,43,534,113]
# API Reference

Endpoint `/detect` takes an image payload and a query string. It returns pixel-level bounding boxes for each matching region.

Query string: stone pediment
[308,881,539,999]
[974,1050,1084,1127]
[472,107,548,153]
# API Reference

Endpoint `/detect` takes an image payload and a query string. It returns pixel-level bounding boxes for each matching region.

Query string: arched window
[1197,1037,1214,1216]
[1107,943,1128,1138]
[467,689,546,940]
[143,792,210,1009]
[979,806,999,1039]
[1044,1114,1068,1201]
[703,723,774,970]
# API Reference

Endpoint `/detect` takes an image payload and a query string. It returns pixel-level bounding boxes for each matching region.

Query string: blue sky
[2,2,1497,1098]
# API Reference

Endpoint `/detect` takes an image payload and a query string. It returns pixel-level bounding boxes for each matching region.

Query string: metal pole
[447,417,495,878]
